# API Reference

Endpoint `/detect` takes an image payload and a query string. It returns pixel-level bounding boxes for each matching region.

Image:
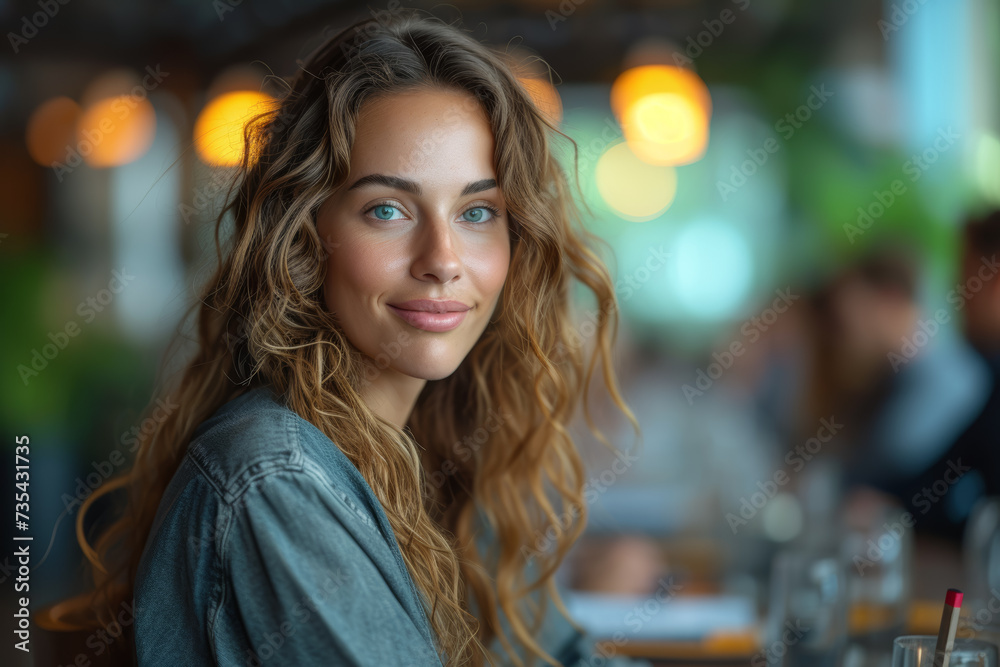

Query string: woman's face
[316,86,511,382]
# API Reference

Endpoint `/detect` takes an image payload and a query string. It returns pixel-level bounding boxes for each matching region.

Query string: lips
[388,299,471,313]
[387,304,469,332]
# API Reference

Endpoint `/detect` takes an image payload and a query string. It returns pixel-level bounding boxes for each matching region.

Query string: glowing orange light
[193,91,277,166]
[26,97,81,167]
[77,95,157,167]
[612,65,711,118]
[611,65,711,165]
[623,92,709,165]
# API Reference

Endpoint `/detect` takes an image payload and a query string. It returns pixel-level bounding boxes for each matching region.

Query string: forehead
[349,87,497,182]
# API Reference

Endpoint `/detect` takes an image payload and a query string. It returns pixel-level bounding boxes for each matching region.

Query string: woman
[63,9,645,666]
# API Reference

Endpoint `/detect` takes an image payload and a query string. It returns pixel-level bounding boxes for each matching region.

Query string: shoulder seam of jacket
[185,412,378,529]
[205,463,382,658]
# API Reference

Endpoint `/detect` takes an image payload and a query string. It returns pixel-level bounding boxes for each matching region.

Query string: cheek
[325,241,393,308]
[476,245,510,296]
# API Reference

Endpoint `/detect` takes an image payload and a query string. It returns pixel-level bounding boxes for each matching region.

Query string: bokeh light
[612,65,712,165]
[26,96,81,167]
[672,218,754,319]
[76,95,157,168]
[595,141,678,221]
[623,91,710,165]
[193,90,276,166]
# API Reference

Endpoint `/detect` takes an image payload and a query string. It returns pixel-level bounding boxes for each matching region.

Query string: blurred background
[2,0,999,665]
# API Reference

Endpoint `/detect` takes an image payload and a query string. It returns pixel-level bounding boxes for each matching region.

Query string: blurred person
[567,533,667,596]
[43,11,653,667]
[871,208,1000,544]
[798,245,922,464]
[765,242,988,540]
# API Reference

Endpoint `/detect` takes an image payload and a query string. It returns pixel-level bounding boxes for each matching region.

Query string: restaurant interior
[2,0,999,665]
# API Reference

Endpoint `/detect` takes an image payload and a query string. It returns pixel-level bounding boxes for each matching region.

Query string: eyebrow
[346,174,498,197]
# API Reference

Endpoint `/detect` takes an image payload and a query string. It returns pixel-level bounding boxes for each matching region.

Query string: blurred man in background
[876,208,1000,543]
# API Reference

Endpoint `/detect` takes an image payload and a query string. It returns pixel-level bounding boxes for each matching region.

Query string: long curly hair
[59,9,640,666]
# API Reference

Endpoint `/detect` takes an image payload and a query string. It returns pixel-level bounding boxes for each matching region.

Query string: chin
[387,348,466,379]
[403,361,463,382]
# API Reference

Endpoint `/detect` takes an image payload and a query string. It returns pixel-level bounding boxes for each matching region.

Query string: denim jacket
[134,384,651,667]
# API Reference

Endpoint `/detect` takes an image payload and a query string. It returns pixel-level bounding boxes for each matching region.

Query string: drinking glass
[891,636,997,666]
[962,497,1000,646]
[842,504,914,667]
[764,547,849,666]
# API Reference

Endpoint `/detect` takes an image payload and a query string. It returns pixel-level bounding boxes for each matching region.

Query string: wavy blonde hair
[61,9,640,666]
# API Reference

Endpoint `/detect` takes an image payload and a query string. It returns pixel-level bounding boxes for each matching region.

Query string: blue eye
[462,205,501,224]
[363,202,502,224]
[367,204,405,221]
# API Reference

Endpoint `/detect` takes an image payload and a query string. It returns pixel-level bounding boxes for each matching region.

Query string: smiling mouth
[387,305,469,332]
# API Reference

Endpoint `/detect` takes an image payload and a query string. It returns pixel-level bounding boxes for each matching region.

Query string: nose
[411,213,462,284]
